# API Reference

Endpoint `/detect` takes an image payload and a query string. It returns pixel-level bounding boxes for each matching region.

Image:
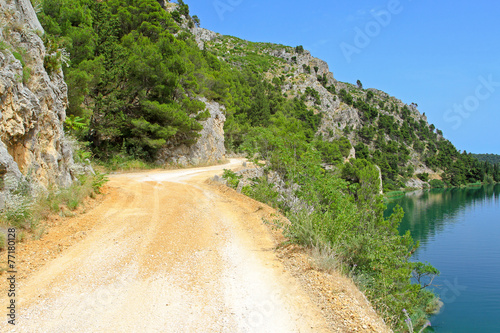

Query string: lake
[385,184,500,333]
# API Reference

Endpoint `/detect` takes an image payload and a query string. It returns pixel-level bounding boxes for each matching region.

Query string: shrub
[11,48,31,84]
[99,154,156,171]
[22,66,31,84]
[246,178,279,208]
[44,52,61,75]
[304,87,321,105]
[12,51,25,65]
[416,173,429,182]
[68,198,80,210]
[429,179,444,188]
[339,89,353,105]
[91,171,109,194]
[222,169,241,188]
[484,174,495,184]
[326,85,336,94]
[0,170,108,241]
[314,139,343,164]
[295,45,304,54]
[0,178,34,229]
[0,41,9,52]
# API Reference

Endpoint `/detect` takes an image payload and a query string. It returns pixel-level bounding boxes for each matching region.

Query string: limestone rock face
[192,27,219,50]
[405,177,426,189]
[157,98,226,166]
[164,1,220,50]
[234,168,264,193]
[0,0,74,201]
[266,49,335,85]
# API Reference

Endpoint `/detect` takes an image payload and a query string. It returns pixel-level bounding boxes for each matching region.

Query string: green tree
[295,45,304,54]
[366,90,374,100]
[192,15,200,27]
[339,89,353,105]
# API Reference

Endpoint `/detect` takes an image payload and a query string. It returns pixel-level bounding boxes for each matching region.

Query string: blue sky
[184,0,500,154]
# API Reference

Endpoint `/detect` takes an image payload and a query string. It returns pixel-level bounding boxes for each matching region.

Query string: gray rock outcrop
[192,27,219,50]
[0,0,74,205]
[235,168,264,193]
[157,98,226,166]
[405,177,427,189]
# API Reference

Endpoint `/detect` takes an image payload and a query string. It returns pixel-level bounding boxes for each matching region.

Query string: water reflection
[385,184,500,332]
[385,184,500,244]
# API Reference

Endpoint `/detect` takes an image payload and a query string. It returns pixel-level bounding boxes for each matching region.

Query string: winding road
[1,159,332,332]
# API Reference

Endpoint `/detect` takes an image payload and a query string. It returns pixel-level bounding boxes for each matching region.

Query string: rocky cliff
[0,0,74,205]
[157,98,226,166]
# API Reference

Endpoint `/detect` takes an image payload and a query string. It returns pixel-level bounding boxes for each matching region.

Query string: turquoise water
[385,185,500,333]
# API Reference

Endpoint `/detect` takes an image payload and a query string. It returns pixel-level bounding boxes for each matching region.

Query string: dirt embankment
[0,159,390,332]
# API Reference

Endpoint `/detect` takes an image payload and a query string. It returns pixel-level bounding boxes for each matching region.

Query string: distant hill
[472,153,500,165]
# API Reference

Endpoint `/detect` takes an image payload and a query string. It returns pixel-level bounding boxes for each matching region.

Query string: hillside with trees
[199,34,500,189]
[37,0,499,189]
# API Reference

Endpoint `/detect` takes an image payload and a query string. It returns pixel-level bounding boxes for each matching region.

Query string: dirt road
[1,159,332,332]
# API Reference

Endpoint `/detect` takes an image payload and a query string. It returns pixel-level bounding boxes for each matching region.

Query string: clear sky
[184,0,500,154]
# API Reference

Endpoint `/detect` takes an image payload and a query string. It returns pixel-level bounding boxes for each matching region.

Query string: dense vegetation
[38,0,322,162]
[225,125,438,330]
[472,153,500,165]
[39,0,218,159]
